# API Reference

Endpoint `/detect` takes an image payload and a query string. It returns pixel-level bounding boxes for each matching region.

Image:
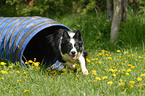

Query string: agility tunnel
[0,17,71,67]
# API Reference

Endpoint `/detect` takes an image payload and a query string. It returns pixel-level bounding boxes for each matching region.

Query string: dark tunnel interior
[23,26,66,66]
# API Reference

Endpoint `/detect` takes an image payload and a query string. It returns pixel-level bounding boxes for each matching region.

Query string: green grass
[0,49,145,95]
[1,12,145,95]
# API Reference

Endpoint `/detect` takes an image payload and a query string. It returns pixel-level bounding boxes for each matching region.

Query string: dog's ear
[62,30,70,38]
[74,30,82,41]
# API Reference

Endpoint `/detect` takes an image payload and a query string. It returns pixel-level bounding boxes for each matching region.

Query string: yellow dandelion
[1,70,7,74]
[109,69,115,72]
[122,69,126,72]
[24,72,27,74]
[131,66,135,69]
[95,58,98,60]
[28,60,33,63]
[127,68,131,72]
[0,77,3,79]
[8,66,12,68]
[117,50,121,52]
[86,58,91,62]
[129,81,135,84]
[76,78,78,80]
[112,74,116,77]
[24,90,30,93]
[36,67,40,70]
[33,62,39,67]
[137,77,142,81]
[107,57,112,60]
[25,76,29,78]
[103,76,108,79]
[0,62,6,66]
[138,56,142,58]
[91,59,96,61]
[125,73,129,75]
[140,73,145,77]
[128,64,132,67]
[119,82,125,86]
[92,70,96,75]
[25,62,28,64]
[130,84,133,87]
[95,77,101,80]
[125,51,129,54]
[119,79,123,82]
[138,89,141,92]
[98,53,102,55]
[122,92,125,94]
[16,71,20,73]
[107,81,113,85]
[113,67,116,69]
[93,80,96,82]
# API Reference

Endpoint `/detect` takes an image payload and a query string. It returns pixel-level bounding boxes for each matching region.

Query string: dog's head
[60,30,84,60]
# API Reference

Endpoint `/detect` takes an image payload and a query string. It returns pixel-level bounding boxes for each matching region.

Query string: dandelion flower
[92,70,96,75]
[107,57,112,60]
[109,69,115,72]
[16,71,20,73]
[33,62,39,67]
[95,77,101,80]
[125,51,129,54]
[127,68,131,72]
[140,73,145,77]
[8,66,12,68]
[0,77,3,79]
[119,82,125,86]
[24,90,30,93]
[0,62,6,66]
[122,92,125,94]
[119,79,123,82]
[28,60,33,63]
[138,56,142,58]
[1,70,7,74]
[103,76,108,79]
[86,58,90,62]
[137,77,142,81]
[117,50,121,52]
[129,81,135,84]
[107,81,113,85]
[131,66,135,69]
[112,74,116,77]
[125,73,129,75]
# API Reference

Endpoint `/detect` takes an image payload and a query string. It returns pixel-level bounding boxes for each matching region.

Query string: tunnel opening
[23,26,66,66]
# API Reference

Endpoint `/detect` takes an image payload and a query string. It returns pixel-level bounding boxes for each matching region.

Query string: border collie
[47,29,88,75]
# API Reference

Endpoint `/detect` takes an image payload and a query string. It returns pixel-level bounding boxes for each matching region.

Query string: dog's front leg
[79,54,88,75]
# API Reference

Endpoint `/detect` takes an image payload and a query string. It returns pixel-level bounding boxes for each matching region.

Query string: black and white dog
[47,29,88,75]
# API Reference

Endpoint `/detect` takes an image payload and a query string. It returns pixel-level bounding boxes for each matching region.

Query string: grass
[1,12,145,95]
[0,49,145,95]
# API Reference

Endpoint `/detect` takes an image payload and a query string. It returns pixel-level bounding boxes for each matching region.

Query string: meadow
[0,12,145,95]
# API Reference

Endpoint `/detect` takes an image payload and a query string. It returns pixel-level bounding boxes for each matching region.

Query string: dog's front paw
[82,69,88,75]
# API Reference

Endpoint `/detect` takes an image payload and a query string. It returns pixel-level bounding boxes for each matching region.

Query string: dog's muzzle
[70,51,77,59]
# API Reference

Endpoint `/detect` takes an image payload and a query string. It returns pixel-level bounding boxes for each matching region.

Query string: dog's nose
[71,51,76,55]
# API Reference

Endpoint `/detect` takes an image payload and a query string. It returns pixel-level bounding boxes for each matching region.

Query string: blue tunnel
[0,17,71,68]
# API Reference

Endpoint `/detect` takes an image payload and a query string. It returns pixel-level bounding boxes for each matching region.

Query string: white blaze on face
[68,32,77,56]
